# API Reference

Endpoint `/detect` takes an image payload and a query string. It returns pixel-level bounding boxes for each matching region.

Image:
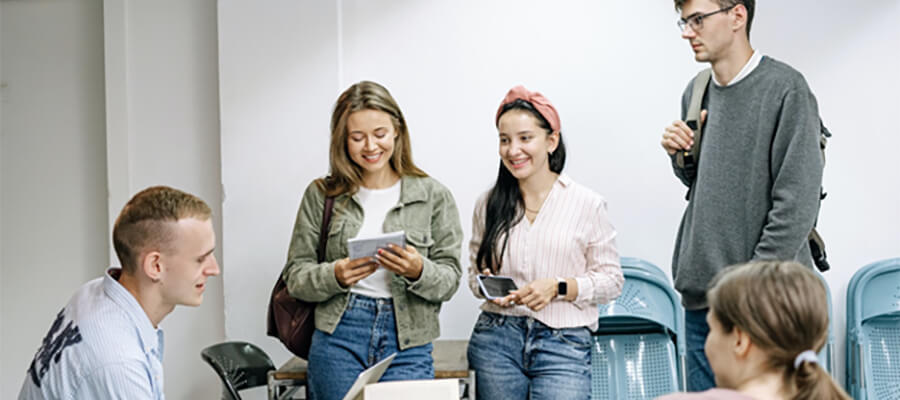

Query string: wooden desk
[268,340,475,399]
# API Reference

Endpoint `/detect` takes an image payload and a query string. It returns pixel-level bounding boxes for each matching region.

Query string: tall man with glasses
[661,0,824,391]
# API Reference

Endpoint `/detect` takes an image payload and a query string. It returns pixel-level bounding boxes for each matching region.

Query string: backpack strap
[316,197,335,263]
[676,68,712,173]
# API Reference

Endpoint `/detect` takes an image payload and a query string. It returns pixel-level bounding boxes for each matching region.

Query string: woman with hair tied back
[466,85,624,400]
[658,261,850,400]
[282,81,463,400]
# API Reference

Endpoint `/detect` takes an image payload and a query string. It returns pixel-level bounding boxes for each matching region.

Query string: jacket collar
[399,175,428,205]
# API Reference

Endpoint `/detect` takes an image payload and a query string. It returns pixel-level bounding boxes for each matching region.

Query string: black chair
[201,341,275,400]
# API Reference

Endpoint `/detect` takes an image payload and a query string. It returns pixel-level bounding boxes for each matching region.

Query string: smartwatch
[557,278,567,299]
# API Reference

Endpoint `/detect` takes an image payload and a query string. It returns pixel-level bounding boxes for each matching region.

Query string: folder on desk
[342,353,397,400]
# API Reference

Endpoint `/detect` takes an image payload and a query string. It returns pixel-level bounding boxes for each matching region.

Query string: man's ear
[141,251,163,283]
[731,4,748,33]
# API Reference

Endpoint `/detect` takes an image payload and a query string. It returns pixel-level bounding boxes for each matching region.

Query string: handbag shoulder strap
[316,196,335,263]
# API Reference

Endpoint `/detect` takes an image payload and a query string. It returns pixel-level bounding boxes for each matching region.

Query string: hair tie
[793,350,819,369]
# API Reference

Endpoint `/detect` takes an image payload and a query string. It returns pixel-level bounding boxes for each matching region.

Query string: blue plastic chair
[845,258,900,400]
[591,257,685,399]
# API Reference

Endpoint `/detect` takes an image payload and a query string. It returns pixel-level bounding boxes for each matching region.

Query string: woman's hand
[480,269,520,307]
[512,278,558,311]
[334,257,377,287]
[376,243,424,280]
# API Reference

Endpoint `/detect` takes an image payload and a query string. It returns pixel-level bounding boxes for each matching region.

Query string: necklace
[525,207,540,213]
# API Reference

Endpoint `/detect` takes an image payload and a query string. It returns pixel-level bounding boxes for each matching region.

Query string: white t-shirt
[350,181,401,299]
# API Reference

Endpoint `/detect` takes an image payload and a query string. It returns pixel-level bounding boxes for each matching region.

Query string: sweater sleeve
[752,86,823,260]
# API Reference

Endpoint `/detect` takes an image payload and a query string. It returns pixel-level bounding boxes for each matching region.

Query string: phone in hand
[476,275,518,300]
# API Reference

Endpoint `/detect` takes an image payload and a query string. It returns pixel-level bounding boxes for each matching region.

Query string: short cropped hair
[674,0,755,37]
[112,186,211,273]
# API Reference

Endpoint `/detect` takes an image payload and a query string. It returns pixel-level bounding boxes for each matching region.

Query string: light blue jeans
[467,311,592,400]
[685,308,715,392]
[307,294,434,400]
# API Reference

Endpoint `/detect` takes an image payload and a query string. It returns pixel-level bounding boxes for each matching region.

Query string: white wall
[0,0,109,398]
[103,0,225,398]
[217,0,339,369]
[219,0,900,393]
[0,0,225,399]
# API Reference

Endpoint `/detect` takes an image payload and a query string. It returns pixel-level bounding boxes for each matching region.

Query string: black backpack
[675,69,832,272]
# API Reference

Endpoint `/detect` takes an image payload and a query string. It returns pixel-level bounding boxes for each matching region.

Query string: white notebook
[342,353,397,400]
[347,230,406,260]
[363,379,459,400]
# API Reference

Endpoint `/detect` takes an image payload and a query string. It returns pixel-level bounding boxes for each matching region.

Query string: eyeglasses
[677,4,737,32]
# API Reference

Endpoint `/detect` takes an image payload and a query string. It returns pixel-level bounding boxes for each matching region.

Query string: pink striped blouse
[467,173,623,330]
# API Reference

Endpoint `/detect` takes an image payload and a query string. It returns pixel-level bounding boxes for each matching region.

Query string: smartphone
[476,275,518,300]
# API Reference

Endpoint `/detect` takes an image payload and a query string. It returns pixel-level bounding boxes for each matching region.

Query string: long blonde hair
[322,81,426,196]
[708,261,850,400]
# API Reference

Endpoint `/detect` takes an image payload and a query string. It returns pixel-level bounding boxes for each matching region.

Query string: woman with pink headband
[466,85,624,399]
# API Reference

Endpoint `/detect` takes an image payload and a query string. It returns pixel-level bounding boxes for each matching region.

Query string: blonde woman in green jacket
[282,81,463,400]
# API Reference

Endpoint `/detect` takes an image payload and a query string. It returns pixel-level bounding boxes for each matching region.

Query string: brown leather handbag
[266,196,334,359]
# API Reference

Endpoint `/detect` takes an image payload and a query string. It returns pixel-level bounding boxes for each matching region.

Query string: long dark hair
[475,99,566,274]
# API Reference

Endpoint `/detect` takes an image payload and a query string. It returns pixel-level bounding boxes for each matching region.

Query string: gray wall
[0,0,225,399]
[103,0,226,398]
[0,0,109,396]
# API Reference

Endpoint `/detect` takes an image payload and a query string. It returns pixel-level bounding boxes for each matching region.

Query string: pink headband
[495,85,561,134]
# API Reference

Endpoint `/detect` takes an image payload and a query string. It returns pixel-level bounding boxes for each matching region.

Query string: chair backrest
[201,341,275,400]
[592,257,686,398]
[845,258,900,400]
[592,333,679,399]
[600,258,684,350]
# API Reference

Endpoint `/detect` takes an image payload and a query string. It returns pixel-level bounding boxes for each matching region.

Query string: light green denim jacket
[282,175,463,350]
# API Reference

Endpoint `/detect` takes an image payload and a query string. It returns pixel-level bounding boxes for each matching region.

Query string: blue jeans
[307,294,434,400]
[467,311,592,400]
[685,308,715,392]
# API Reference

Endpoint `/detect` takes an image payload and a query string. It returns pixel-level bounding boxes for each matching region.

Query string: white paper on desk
[347,231,406,260]
[342,353,396,400]
[363,378,459,400]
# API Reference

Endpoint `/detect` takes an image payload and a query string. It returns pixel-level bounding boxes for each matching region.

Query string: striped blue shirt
[19,268,165,400]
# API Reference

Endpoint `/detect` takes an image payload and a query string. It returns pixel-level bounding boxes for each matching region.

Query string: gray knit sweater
[670,56,823,310]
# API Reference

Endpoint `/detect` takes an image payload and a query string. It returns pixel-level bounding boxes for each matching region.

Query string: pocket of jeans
[473,312,498,332]
[553,327,592,349]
